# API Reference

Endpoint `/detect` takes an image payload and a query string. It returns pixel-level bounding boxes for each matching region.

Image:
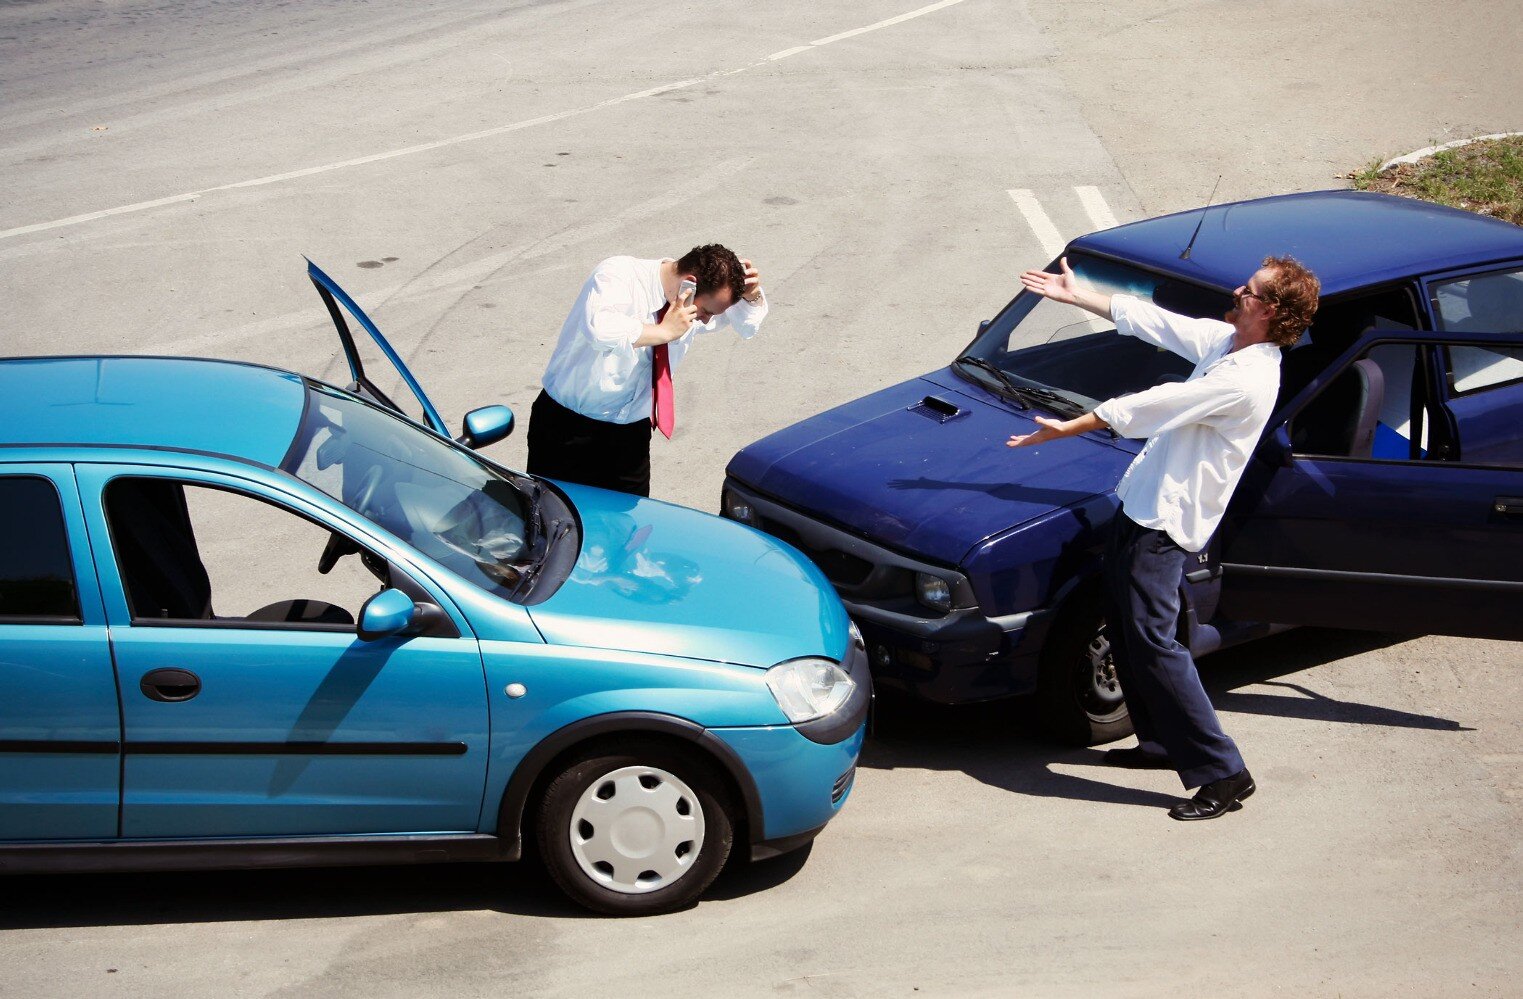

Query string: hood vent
[908,395,964,424]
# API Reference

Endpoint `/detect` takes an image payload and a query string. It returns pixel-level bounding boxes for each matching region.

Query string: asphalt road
[2,1,1522,996]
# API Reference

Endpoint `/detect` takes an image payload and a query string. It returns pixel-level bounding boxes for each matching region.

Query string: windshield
[285,384,531,599]
[958,254,1232,411]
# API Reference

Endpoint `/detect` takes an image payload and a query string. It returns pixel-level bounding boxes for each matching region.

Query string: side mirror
[357,588,416,641]
[458,405,514,449]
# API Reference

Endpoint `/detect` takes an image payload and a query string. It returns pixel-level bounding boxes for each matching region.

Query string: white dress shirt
[1091,295,1282,552]
[540,255,767,424]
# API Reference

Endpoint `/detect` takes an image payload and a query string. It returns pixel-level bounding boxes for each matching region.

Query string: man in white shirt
[1008,254,1320,820]
[527,244,766,497]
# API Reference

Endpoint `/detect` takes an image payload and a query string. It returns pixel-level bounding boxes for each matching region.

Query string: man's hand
[1006,416,1067,448]
[658,287,698,341]
[741,258,763,303]
[634,288,698,347]
[1019,256,1080,305]
[1019,256,1112,318]
[1006,411,1109,448]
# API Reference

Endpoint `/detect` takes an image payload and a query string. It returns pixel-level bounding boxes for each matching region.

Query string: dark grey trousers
[1103,511,1245,789]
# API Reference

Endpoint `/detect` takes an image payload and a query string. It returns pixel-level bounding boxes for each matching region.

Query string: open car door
[307,259,450,438]
[1216,328,1523,641]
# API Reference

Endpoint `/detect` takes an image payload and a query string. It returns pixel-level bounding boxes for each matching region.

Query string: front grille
[758,516,887,589]
[832,766,856,804]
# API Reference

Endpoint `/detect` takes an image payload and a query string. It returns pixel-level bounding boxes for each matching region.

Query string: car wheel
[1035,596,1133,745]
[536,740,734,916]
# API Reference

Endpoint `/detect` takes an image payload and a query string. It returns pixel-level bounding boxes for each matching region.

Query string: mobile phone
[677,278,697,302]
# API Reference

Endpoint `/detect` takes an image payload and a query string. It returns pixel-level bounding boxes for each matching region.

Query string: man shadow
[859,627,1467,807]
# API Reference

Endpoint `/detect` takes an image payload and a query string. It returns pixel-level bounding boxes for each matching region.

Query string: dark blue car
[723,191,1523,743]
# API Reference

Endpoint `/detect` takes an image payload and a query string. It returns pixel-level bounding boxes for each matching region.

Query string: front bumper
[723,480,1053,703]
[711,721,864,856]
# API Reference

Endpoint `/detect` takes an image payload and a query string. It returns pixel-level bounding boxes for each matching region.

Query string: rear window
[0,476,81,622]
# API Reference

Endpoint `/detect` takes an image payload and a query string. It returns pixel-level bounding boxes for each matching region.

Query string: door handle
[1493,496,1523,517]
[140,668,202,702]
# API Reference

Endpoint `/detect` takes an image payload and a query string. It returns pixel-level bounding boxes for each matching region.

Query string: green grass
[1352,134,1523,226]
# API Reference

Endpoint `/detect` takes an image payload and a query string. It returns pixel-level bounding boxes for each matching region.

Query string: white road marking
[1075,185,1119,231]
[768,45,813,61]
[1006,189,1065,260]
[1,0,970,243]
[809,0,968,46]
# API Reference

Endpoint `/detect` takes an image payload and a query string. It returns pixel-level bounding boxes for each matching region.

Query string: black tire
[1034,595,1134,745]
[535,739,734,916]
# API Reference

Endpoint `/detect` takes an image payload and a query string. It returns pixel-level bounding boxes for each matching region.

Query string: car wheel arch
[493,712,763,859]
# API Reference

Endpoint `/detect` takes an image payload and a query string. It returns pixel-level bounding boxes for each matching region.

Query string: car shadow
[859,627,1471,808]
[0,831,812,931]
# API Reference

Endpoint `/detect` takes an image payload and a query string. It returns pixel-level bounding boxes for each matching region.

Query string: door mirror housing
[458,405,515,449]
[357,588,416,641]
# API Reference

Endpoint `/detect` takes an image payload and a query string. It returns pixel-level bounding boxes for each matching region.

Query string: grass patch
[1351,135,1523,226]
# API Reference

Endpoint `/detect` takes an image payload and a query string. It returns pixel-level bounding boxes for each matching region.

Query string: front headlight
[721,486,759,526]
[765,657,855,723]
[915,572,953,612]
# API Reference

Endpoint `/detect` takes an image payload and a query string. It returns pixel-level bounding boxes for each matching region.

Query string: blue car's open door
[307,259,450,438]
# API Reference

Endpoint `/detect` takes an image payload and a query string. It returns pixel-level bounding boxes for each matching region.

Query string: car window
[0,476,80,623]
[963,254,1226,408]
[1446,344,1523,396]
[1432,267,1523,334]
[285,384,531,600]
[1291,343,1431,461]
[104,478,386,629]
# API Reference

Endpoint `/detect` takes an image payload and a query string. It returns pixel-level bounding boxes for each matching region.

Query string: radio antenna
[1179,175,1222,260]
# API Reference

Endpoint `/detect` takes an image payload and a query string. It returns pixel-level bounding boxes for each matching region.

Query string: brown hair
[676,244,746,302]
[1260,255,1321,347]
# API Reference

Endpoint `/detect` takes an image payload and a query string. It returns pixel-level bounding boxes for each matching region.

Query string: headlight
[721,487,759,525]
[915,572,953,612]
[765,657,855,723]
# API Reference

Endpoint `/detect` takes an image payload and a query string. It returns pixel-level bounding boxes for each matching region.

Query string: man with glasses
[1007,255,1320,820]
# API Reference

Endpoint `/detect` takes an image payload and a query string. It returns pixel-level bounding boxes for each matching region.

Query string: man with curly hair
[528,244,766,496]
[1008,254,1320,821]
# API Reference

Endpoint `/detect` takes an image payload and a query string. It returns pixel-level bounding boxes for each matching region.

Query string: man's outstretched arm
[1006,411,1109,448]
[1020,256,1111,318]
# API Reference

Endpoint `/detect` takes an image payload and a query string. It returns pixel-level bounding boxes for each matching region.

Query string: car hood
[728,369,1133,565]
[526,483,852,667]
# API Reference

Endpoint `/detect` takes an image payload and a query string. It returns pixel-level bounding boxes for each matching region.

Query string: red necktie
[651,303,675,439]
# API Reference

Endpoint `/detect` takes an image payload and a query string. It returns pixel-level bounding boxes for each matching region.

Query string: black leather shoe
[1168,769,1255,821]
[1101,746,1174,770]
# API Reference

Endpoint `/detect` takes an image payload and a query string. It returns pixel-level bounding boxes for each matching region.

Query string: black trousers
[1103,511,1245,789]
[526,390,653,497]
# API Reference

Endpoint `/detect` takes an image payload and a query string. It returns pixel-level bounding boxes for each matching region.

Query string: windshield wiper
[1008,384,1088,418]
[954,355,1028,408]
[512,521,570,599]
[520,478,545,549]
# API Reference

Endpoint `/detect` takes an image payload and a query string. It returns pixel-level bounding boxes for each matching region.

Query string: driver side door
[77,463,491,839]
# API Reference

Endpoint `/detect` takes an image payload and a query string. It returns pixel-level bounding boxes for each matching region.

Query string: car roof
[0,356,308,468]
[1069,190,1523,298]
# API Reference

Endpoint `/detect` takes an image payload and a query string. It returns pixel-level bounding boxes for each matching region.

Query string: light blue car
[0,261,867,916]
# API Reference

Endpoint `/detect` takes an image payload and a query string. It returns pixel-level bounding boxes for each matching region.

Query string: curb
[1378,132,1523,172]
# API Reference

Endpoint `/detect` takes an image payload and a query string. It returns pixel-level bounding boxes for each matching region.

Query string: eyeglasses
[1235,286,1270,303]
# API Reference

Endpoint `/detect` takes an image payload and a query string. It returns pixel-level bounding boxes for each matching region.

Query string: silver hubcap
[569,765,705,895]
